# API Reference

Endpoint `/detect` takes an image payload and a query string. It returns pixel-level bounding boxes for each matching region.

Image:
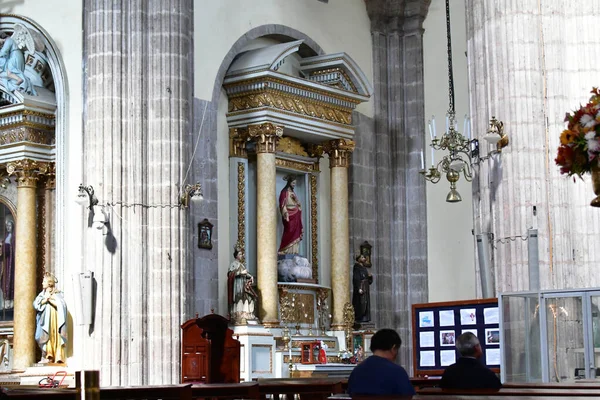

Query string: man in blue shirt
[347,329,415,396]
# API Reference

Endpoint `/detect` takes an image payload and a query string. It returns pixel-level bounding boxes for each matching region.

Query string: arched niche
[0,15,66,329]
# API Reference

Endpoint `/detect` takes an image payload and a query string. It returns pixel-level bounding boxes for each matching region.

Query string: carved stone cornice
[323,139,355,168]
[229,127,249,158]
[247,123,283,154]
[6,159,49,188]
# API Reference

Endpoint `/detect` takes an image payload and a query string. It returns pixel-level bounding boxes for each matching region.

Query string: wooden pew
[100,384,192,399]
[1,384,193,400]
[0,386,76,400]
[258,377,345,400]
[417,387,600,397]
[191,382,259,399]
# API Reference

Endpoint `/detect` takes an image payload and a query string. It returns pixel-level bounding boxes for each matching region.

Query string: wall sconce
[92,205,108,231]
[180,183,203,208]
[76,184,99,210]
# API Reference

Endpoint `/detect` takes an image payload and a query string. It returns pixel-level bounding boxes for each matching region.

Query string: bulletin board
[411,298,500,376]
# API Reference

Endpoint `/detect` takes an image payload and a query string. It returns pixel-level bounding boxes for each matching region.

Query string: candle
[467,117,471,140]
[420,151,425,170]
[445,115,449,131]
[431,147,435,166]
[432,116,437,138]
[428,121,434,141]
[463,115,468,137]
[289,346,292,361]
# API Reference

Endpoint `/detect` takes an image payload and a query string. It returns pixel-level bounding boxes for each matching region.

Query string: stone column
[84,0,193,385]
[8,159,47,371]
[248,123,282,327]
[325,139,355,330]
[466,0,600,292]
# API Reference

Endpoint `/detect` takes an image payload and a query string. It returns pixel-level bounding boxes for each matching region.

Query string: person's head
[356,254,366,264]
[283,175,297,190]
[370,329,402,361]
[5,220,13,233]
[42,273,57,290]
[456,332,482,358]
[233,247,243,260]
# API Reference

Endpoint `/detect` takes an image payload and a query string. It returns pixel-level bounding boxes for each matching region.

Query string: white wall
[423,0,476,302]
[193,0,373,117]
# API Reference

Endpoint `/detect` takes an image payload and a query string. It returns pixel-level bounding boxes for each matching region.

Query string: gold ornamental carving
[247,123,283,153]
[229,127,249,158]
[0,126,54,146]
[237,162,246,255]
[276,136,308,157]
[275,158,319,173]
[310,175,318,282]
[44,163,56,190]
[6,159,49,187]
[228,92,353,125]
[323,139,355,168]
[343,302,355,350]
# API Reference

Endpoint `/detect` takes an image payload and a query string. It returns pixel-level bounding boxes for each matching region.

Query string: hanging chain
[446,0,455,115]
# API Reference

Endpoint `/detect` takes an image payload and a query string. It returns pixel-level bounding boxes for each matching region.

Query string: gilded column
[325,139,355,330]
[248,123,282,327]
[7,160,47,370]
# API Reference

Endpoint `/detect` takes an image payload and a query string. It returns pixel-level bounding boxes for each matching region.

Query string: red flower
[556,145,575,174]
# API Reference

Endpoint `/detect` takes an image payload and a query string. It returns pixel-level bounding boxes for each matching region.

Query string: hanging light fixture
[420,0,508,203]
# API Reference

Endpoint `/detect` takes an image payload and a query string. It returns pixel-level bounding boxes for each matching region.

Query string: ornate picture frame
[198,219,213,250]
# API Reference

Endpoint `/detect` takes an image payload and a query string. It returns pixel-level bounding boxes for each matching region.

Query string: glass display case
[500,289,600,383]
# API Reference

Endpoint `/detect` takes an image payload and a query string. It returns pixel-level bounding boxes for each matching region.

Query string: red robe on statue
[278,187,303,254]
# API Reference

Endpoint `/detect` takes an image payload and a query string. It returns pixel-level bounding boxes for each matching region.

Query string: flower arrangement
[555,88,600,177]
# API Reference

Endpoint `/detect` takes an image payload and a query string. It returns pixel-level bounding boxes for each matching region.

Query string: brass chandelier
[420,0,507,203]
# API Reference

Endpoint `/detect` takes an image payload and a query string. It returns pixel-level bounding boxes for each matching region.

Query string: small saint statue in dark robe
[352,254,373,323]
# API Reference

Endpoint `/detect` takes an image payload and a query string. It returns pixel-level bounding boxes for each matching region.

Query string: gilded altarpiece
[229,134,320,283]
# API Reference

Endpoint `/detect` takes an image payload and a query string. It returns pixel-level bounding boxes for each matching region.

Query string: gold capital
[229,127,249,158]
[323,139,355,168]
[248,123,283,153]
[6,159,50,188]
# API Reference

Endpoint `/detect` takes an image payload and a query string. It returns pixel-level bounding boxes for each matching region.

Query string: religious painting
[0,202,15,322]
[198,219,213,250]
[360,241,372,267]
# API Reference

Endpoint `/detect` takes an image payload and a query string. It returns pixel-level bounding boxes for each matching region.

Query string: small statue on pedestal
[352,254,373,324]
[33,272,68,364]
[227,245,258,325]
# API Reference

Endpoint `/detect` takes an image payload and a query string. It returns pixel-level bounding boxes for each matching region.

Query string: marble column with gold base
[7,160,48,371]
[325,140,355,330]
[249,123,283,328]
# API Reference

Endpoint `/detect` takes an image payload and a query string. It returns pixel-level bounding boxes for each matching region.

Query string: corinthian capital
[323,139,355,168]
[229,127,249,158]
[6,159,49,188]
[248,123,283,154]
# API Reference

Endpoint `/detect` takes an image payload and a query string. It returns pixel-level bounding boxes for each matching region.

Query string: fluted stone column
[466,0,600,293]
[248,123,282,327]
[84,0,192,385]
[325,140,355,330]
[8,160,47,370]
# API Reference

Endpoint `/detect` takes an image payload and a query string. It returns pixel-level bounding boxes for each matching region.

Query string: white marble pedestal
[233,324,276,382]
